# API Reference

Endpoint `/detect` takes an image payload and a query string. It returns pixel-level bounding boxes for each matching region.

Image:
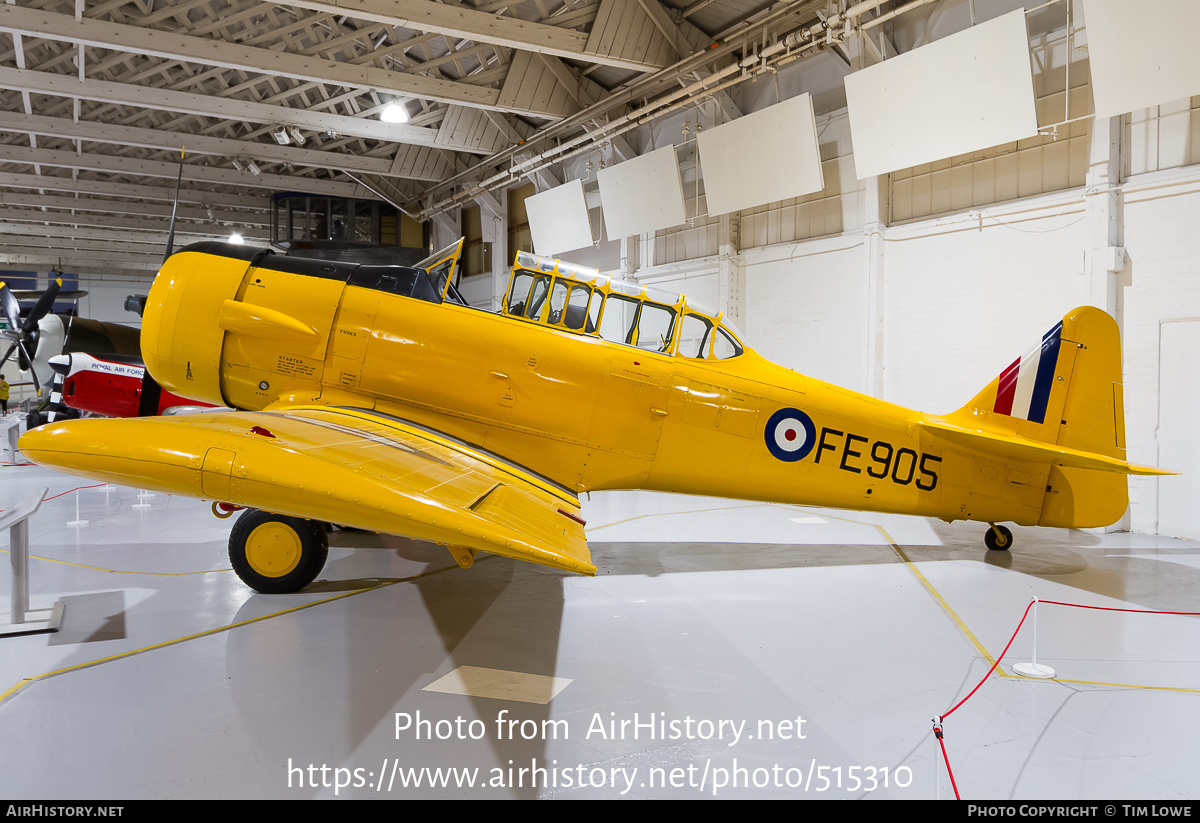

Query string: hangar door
[1158,320,1200,539]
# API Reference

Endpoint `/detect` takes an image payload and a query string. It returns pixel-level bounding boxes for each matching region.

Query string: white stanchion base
[0,601,64,637]
[1012,662,1056,678]
[67,519,89,526]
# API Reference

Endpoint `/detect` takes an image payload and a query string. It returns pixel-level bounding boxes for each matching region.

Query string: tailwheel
[985,523,1013,552]
[229,510,328,593]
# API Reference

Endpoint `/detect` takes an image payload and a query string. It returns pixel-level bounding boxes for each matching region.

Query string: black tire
[229,510,328,593]
[984,524,1013,551]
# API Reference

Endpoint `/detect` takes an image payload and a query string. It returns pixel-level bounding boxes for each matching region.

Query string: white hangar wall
[1119,169,1200,535]
[613,91,1200,537]
[745,239,867,393]
[76,280,147,327]
[880,205,1090,415]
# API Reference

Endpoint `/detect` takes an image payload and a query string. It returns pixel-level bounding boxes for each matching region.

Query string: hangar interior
[1,0,1199,800]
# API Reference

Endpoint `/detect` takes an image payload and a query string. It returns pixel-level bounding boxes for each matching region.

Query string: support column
[1084,114,1129,532]
[639,231,654,273]
[619,234,639,281]
[1084,115,1125,326]
[432,211,458,251]
[864,175,887,398]
[717,213,744,326]
[479,198,506,311]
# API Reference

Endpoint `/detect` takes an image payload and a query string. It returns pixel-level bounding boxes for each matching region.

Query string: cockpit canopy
[501,250,744,360]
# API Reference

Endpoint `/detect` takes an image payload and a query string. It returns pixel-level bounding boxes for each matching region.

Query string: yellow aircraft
[18,239,1171,593]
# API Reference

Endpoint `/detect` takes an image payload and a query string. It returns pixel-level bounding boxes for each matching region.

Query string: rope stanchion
[932,596,1200,798]
[1013,597,1056,678]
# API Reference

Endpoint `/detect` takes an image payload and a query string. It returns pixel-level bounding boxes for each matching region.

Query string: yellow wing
[19,406,594,575]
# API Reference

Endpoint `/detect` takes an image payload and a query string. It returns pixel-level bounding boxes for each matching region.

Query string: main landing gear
[228,509,328,593]
[984,523,1013,551]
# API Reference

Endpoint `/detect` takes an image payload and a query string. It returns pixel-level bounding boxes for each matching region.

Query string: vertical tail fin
[952,307,1129,528]
[955,308,1123,456]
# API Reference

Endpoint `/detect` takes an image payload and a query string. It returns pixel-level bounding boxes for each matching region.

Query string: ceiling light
[247,160,261,176]
[381,102,409,124]
[287,127,306,146]
[229,233,244,244]
[271,127,290,145]
[231,158,246,172]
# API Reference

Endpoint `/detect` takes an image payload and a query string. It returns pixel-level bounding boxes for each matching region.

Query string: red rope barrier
[943,599,1035,721]
[0,483,109,516]
[44,483,107,502]
[933,595,1198,798]
[933,599,1036,799]
[1040,599,1200,616]
[932,721,960,800]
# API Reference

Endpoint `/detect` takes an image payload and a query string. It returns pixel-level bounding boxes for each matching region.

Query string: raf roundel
[764,407,817,462]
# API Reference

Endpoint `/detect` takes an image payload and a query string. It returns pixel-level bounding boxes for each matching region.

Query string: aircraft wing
[19,406,595,575]
[921,419,1176,476]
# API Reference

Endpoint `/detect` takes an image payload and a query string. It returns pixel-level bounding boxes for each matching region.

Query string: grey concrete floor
[1,462,1198,800]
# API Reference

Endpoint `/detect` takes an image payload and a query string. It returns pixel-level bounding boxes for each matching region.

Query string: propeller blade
[22,275,61,333]
[0,342,15,370]
[17,340,41,397]
[164,146,185,262]
[0,282,21,334]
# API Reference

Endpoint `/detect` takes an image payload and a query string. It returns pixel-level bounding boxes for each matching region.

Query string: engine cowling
[141,243,346,411]
[141,244,249,407]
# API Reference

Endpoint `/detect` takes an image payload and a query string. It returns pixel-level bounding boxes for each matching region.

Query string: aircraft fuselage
[145,245,1046,528]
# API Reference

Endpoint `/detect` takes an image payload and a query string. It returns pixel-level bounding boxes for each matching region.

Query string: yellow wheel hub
[245,522,303,578]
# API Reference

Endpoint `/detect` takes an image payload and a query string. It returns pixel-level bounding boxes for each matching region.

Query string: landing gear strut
[229,509,328,593]
[985,523,1013,551]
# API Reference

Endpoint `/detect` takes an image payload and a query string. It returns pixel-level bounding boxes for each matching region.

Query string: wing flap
[19,407,594,575]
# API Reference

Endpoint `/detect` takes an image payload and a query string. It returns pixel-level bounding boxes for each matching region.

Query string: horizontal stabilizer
[922,419,1175,476]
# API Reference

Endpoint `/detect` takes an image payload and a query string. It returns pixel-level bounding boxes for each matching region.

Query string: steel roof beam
[0,190,269,225]
[0,144,366,197]
[0,66,495,153]
[276,0,664,73]
[0,4,570,120]
[0,112,443,181]
[0,171,269,210]
[0,207,271,239]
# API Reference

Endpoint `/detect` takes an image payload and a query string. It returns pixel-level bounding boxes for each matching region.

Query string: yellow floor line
[874,524,1200,695]
[0,560,474,705]
[876,525,998,667]
[0,548,229,576]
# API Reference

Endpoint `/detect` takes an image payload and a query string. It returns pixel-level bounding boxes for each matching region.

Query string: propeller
[0,274,63,396]
[164,146,185,263]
